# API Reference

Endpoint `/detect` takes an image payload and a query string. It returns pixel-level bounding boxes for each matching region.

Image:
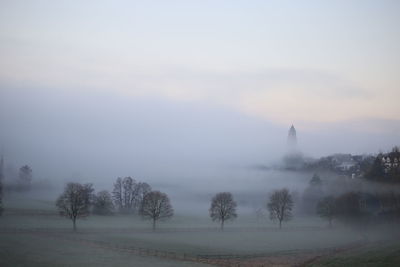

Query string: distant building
[331,154,356,171]
[283,125,304,169]
[287,125,297,152]
[381,155,400,173]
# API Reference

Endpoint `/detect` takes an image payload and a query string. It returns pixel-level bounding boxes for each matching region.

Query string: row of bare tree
[56,179,174,231]
[55,180,296,232]
[111,177,152,214]
[210,189,294,230]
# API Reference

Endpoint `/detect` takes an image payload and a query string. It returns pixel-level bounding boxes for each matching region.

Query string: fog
[1,86,399,216]
[1,2,400,266]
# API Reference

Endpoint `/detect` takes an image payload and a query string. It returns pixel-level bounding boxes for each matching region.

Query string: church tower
[287,125,297,151]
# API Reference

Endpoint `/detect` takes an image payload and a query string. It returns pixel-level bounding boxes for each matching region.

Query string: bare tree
[112,177,123,211]
[139,191,173,230]
[122,176,136,210]
[316,196,336,227]
[133,182,152,213]
[18,165,32,191]
[302,174,323,214]
[93,190,114,215]
[267,188,294,228]
[56,183,94,231]
[209,192,237,230]
[112,177,151,214]
[112,177,136,213]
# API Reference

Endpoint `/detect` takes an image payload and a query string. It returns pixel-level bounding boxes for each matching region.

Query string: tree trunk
[73,217,77,232]
[221,219,224,231]
[152,218,156,231]
[279,219,282,229]
[329,218,332,228]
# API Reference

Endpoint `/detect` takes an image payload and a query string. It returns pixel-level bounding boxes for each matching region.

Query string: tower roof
[288,125,296,135]
[287,125,297,149]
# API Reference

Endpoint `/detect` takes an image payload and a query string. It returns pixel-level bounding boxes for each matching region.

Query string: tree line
[55,177,174,231]
[55,177,297,231]
[302,173,400,227]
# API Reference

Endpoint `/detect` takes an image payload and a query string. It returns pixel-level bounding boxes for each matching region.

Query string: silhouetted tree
[122,176,135,210]
[18,165,32,191]
[133,182,152,213]
[139,191,173,230]
[93,190,114,215]
[334,191,368,226]
[209,192,237,230]
[112,177,123,211]
[316,196,336,227]
[112,177,151,213]
[267,188,294,228]
[56,183,94,231]
[302,174,323,214]
[112,177,136,213]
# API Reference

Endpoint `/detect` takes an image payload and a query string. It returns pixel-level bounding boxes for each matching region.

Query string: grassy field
[310,241,400,267]
[0,232,210,267]
[1,194,400,266]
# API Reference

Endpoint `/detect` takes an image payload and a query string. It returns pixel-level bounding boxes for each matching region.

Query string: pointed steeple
[287,125,297,150]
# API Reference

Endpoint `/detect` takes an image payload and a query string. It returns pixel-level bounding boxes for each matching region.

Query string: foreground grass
[0,233,210,267]
[77,229,364,255]
[2,195,400,266]
[311,241,400,267]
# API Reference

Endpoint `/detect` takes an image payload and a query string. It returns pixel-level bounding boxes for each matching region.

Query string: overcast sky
[0,1,399,180]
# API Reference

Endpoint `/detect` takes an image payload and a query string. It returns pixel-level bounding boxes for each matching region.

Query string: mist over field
[1,1,400,266]
[1,86,398,215]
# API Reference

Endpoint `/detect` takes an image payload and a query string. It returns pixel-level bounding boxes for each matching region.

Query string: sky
[0,1,399,181]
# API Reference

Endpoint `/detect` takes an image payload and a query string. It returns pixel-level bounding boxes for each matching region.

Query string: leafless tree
[56,183,94,231]
[267,188,293,228]
[316,196,336,227]
[112,177,151,214]
[112,177,136,212]
[93,190,114,215]
[122,176,135,210]
[139,191,173,230]
[133,182,152,213]
[302,174,323,214]
[18,165,32,191]
[112,177,123,211]
[209,192,237,230]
